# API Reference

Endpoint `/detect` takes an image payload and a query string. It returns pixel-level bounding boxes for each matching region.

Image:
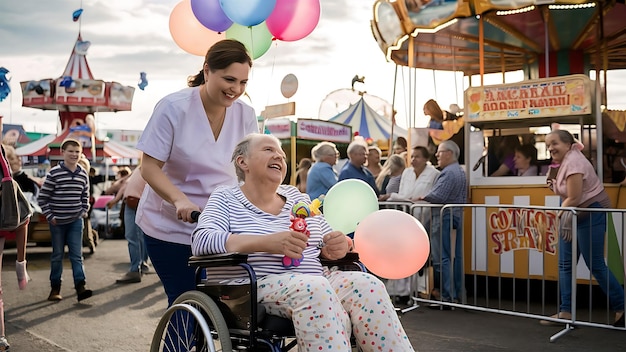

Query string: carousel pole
[390,64,398,156]
[406,36,415,154]
[479,15,485,86]
[543,13,550,78]
[595,1,605,181]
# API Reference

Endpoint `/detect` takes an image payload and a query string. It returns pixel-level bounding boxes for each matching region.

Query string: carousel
[16,16,136,162]
[371,0,626,289]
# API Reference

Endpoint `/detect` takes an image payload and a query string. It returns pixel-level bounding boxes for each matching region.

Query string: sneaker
[116,271,141,284]
[540,312,572,326]
[140,263,152,275]
[0,336,10,351]
[15,260,30,290]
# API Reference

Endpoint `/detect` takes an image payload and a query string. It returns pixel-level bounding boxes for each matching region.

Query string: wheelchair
[150,252,366,352]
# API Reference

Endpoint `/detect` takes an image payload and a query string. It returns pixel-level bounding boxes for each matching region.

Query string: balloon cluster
[169,0,322,58]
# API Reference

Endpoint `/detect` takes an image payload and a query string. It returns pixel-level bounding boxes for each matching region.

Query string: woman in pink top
[542,129,624,327]
[108,167,149,284]
[135,40,259,305]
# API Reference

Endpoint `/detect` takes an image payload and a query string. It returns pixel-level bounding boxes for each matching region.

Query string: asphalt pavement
[2,239,625,351]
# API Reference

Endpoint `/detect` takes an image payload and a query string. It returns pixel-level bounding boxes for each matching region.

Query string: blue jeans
[124,206,148,272]
[145,235,196,307]
[558,204,625,313]
[431,208,464,301]
[49,218,86,286]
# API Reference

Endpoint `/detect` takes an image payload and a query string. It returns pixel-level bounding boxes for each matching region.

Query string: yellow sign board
[464,74,593,122]
[260,102,296,119]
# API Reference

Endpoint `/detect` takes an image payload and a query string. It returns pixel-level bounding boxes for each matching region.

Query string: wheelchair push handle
[191,211,201,223]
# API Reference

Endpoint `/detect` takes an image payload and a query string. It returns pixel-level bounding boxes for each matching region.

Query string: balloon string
[248,26,255,60]
[260,41,278,133]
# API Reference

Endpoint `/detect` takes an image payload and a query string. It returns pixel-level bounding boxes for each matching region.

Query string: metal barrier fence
[378,201,626,341]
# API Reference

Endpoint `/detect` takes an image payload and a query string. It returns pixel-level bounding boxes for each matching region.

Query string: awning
[15,129,140,160]
[15,134,57,156]
[103,140,140,159]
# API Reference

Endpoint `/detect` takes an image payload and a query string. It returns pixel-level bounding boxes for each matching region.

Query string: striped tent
[329,97,407,141]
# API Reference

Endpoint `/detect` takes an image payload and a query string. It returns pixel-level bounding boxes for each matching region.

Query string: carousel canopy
[15,129,140,160]
[329,97,408,141]
[20,35,135,113]
[372,0,626,75]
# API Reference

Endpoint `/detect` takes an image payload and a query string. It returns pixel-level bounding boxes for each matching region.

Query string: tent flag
[607,213,624,285]
[72,9,83,22]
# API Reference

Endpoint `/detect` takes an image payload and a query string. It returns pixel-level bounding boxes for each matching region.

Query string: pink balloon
[266,0,321,42]
[169,0,225,56]
[354,209,430,279]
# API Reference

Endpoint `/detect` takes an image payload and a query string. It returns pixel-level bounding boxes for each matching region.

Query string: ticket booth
[462,74,624,282]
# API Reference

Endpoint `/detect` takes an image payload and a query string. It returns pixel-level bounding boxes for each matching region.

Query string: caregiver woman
[136,39,258,306]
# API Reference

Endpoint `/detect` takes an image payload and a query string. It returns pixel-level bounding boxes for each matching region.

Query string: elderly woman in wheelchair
[152,133,414,352]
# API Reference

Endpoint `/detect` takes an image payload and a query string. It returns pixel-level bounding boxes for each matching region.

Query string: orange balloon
[169,0,226,56]
[354,209,430,279]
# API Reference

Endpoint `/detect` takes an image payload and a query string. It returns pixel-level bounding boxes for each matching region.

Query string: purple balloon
[191,0,233,33]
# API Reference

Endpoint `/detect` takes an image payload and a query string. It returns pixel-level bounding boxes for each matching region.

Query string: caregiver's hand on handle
[175,198,201,223]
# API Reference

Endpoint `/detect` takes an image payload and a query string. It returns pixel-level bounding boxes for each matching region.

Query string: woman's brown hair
[187,39,253,87]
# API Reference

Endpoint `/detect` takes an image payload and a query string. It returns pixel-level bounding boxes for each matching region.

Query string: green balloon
[226,22,273,59]
[323,179,379,234]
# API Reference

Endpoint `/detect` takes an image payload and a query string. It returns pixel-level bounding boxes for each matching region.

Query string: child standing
[38,139,92,302]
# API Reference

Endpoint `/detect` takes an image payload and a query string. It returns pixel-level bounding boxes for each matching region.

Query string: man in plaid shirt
[421,140,467,307]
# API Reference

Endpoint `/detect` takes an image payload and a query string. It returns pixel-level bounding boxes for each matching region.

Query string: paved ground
[2,239,625,351]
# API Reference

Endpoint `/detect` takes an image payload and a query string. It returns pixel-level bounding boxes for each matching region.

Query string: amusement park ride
[371,0,626,286]
[17,12,135,161]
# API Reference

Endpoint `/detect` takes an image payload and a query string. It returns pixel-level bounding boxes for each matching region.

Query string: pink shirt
[136,87,259,245]
[123,169,146,200]
[553,148,604,205]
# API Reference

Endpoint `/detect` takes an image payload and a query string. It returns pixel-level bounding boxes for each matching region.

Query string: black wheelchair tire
[151,291,232,352]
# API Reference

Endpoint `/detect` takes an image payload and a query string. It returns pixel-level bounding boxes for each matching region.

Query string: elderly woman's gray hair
[231,133,282,182]
[311,141,337,162]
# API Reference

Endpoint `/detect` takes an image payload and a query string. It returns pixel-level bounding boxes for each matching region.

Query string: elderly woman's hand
[275,231,309,259]
[321,231,349,260]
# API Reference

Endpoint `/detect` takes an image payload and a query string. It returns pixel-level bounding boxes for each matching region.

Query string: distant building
[101,129,143,147]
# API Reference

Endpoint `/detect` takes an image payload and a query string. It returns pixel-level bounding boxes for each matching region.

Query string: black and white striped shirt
[192,185,331,280]
[37,162,89,225]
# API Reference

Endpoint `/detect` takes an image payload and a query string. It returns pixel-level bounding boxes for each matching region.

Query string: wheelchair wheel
[164,291,233,352]
[150,303,212,352]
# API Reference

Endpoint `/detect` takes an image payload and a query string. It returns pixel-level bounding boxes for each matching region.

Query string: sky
[2,0,626,136]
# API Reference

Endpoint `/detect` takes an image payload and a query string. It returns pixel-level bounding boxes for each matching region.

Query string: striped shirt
[192,185,330,280]
[37,162,89,225]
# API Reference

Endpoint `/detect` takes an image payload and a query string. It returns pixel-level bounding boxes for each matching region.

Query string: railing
[378,201,626,341]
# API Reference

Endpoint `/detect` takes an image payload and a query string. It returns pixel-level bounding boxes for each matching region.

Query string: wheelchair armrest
[188,253,249,268]
[320,252,361,267]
